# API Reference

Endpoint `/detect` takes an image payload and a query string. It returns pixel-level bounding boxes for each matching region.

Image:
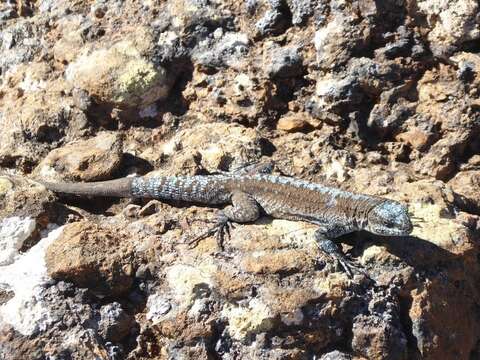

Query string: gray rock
[375,26,413,59]
[320,351,352,360]
[245,0,258,14]
[255,8,289,37]
[266,47,303,78]
[98,302,134,343]
[307,74,363,122]
[0,8,16,21]
[0,20,43,75]
[287,0,313,25]
[367,84,415,136]
[192,31,249,70]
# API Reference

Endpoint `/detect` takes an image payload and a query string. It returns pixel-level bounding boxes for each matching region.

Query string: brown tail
[38,177,135,197]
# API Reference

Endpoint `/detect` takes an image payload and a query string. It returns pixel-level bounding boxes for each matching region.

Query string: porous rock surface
[1,0,480,359]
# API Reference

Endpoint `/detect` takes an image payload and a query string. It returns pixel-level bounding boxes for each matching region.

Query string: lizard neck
[352,197,383,231]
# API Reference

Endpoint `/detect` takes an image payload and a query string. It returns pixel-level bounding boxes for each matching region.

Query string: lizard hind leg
[188,191,261,250]
[187,213,234,250]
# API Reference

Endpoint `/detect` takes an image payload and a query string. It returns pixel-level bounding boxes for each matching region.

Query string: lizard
[38,168,413,276]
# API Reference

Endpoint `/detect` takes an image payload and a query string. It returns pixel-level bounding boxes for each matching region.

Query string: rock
[147,122,266,173]
[313,272,352,301]
[449,170,480,212]
[0,2,17,21]
[416,65,464,106]
[415,65,468,129]
[0,177,13,195]
[314,6,375,69]
[52,15,86,65]
[314,15,351,68]
[98,302,134,342]
[399,180,476,257]
[408,273,479,359]
[0,217,36,266]
[395,115,438,151]
[0,226,63,336]
[374,25,413,60]
[66,27,173,108]
[352,314,407,360]
[450,52,480,85]
[0,18,43,76]
[0,175,56,226]
[240,248,312,273]
[255,2,290,38]
[461,155,480,170]
[276,113,311,132]
[45,222,136,297]
[286,0,314,26]
[351,286,408,360]
[410,64,478,180]
[146,294,172,324]
[33,132,123,182]
[192,32,250,71]
[309,75,362,123]
[367,84,415,137]
[413,133,469,180]
[0,63,88,171]
[165,262,216,307]
[167,0,228,31]
[416,0,480,56]
[91,2,107,18]
[320,351,353,360]
[221,298,275,340]
[0,69,81,171]
[1,0,480,357]
[309,55,406,122]
[266,47,303,78]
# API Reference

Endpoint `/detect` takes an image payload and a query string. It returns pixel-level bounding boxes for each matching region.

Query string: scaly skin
[40,173,413,276]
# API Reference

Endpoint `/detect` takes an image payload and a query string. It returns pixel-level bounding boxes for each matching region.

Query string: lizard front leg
[189,191,260,249]
[313,225,360,278]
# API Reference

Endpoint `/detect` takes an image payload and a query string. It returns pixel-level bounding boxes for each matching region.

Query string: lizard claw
[187,215,232,251]
[315,238,364,278]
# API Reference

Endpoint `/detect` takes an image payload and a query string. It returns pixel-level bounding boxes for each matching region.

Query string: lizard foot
[315,238,364,278]
[187,214,235,251]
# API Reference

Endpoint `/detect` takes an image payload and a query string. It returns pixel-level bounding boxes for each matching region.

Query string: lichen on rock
[65,27,174,108]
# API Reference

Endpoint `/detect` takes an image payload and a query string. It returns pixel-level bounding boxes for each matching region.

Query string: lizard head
[366,200,413,236]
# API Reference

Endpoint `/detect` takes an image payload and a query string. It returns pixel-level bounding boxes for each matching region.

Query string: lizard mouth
[392,214,413,235]
[400,221,414,235]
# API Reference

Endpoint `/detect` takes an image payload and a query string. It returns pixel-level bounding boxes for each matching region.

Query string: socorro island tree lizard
[39,167,413,276]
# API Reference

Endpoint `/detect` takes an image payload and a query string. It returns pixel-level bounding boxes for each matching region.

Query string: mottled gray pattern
[131,175,231,204]
[42,172,413,276]
[130,174,412,238]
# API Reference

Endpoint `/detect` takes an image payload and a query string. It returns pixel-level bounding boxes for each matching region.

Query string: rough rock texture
[33,131,123,181]
[45,221,138,297]
[1,0,480,359]
[65,26,174,108]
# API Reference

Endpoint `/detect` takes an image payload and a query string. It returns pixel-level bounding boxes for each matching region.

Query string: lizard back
[222,174,384,228]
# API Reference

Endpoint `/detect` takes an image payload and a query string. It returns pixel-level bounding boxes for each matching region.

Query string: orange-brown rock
[33,131,123,182]
[45,221,136,296]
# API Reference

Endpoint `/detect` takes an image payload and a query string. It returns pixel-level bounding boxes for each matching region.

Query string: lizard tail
[38,177,134,197]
